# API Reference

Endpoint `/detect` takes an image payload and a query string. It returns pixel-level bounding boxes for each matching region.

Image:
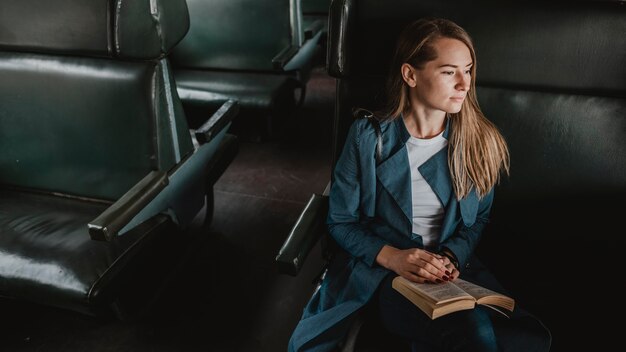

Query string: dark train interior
[0,0,624,351]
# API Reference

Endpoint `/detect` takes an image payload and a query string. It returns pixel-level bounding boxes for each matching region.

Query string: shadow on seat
[170,0,324,141]
[0,0,238,320]
[278,0,626,351]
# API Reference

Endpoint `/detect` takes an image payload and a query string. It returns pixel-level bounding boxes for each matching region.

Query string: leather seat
[278,0,626,350]
[0,0,238,318]
[170,0,324,140]
[301,0,331,41]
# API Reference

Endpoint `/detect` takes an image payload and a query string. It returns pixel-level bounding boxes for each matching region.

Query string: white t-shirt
[406,131,448,249]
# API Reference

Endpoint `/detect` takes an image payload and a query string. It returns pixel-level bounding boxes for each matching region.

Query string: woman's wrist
[376,245,398,270]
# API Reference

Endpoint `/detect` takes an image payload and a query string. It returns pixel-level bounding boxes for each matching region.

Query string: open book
[392,276,515,320]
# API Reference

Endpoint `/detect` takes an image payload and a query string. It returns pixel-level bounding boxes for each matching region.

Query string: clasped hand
[377,245,459,284]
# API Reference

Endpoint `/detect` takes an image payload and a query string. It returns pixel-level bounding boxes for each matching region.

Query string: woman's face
[403,37,472,114]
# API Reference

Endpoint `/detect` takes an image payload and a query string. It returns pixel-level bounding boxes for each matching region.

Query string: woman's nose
[456,73,470,91]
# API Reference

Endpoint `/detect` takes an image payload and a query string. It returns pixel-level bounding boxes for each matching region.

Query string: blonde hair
[377,18,509,199]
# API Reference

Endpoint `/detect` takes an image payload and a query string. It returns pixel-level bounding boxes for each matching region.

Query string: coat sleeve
[440,189,494,270]
[327,120,388,267]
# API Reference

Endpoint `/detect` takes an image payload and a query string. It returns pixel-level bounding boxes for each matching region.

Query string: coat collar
[375,116,453,223]
[373,115,481,241]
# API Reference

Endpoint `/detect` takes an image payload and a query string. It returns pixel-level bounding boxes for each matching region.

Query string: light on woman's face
[408,38,473,114]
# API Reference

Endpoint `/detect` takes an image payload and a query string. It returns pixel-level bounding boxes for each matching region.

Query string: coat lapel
[419,120,479,229]
[418,147,452,209]
[376,144,412,222]
[419,117,454,210]
[374,117,471,230]
[375,118,412,222]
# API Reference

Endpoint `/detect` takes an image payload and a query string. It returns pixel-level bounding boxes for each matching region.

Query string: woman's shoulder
[350,115,396,136]
[345,117,370,141]
[347,118,379,148]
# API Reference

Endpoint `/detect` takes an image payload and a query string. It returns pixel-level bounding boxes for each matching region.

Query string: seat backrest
[328,0,625,170]
[302,0,332,15]
[0,0,193,201]
[171,0,304,72]
[327,0,625,348]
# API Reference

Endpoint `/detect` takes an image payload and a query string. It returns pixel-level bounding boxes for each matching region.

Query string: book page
[453,278,515,311]
[398,277,473,305]
[453,278,506,300]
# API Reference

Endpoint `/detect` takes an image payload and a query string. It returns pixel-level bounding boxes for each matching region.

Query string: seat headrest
[328,0,626,96]
[0,0,190,60]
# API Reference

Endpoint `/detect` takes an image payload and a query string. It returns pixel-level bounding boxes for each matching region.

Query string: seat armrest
[272,45,300,70]
[194,99,239,145]
[304,19,326,40]
[276,193,329,276]
[88,171,169,241]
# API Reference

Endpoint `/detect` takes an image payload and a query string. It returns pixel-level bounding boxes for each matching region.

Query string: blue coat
[289,116,501,352]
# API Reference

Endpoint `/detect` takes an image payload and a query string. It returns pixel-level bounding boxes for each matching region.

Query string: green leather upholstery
[0,188,170,315]
[175,70,299,110]
[302,0,332,13]
[0,0,189,59]
[170,0,323,139]
[0,54,192,200]
[0,0,237,317]
[301,0,331,40]
[172,0,293,71]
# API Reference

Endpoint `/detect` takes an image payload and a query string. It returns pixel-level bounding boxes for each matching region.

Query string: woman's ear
[401,63,417,88]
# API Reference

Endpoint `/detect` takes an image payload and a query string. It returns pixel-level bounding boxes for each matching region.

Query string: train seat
[301,0,331,40]
[170,0,324,140]
[0,0,238,318]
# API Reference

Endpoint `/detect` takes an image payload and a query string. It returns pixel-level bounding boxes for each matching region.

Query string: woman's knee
[438,308,498,352]
[377,274,431,339]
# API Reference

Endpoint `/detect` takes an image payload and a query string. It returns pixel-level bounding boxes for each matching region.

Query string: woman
[289,18,551,352]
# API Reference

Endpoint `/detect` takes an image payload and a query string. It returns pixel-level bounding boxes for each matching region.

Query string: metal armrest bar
[276,192,330,276]
[194,99,239,145]
[88,171,168,241]
[304,19,326,40]
[272,45,300,70]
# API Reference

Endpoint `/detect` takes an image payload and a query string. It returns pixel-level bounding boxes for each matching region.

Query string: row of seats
[0,0,327,319]
[171,0,328,141]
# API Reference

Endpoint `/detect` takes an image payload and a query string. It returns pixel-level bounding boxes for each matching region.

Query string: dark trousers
[377,274,551,352]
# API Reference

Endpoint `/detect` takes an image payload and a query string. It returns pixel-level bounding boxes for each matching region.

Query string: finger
[419,252,449,272]
[403,272,429,284]
[418,259,449,279]
[452,268,461,280]
[446,267,460,280]
[439,256,452,267]
[421,254,452,276]
[412,266,448,283]
[445,265,458,280]
[408,250,449,278]
[432,252,445,261]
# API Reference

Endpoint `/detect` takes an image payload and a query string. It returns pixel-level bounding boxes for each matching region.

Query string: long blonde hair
[377,18,509,199]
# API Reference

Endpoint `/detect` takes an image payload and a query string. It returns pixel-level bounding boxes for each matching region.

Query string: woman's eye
[443,71,454,75]
[464,70,471,75]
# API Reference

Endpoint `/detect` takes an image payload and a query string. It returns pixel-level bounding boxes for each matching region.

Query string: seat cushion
[0,188,174,316]
[175,69,297,110]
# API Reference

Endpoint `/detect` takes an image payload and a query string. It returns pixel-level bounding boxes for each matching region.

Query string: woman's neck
[403,109,447,139]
